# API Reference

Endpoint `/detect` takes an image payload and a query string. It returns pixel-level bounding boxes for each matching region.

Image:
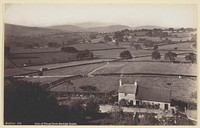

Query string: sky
[4,4,197,28]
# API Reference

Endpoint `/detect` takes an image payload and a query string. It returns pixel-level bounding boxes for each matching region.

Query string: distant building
[118,79,171,110]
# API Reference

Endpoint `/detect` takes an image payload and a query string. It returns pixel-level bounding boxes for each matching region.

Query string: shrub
[119,99,129,107]
[119,51,133,59]
[61,47,79,53]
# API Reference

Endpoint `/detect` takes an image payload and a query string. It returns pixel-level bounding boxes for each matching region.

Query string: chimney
[134,81,137,86]
[119,79,123,86]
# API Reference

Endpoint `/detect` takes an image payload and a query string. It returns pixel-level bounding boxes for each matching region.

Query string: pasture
[158,42,196,51]
[170,32,195,38]
[10,47,60,53]
[50,76,197,103]
[91,62,197,76]
[43,63,106,76]
[69,43,123,51]
[24,58,113,70]
[4,68,37,77]
[8,51,77,67]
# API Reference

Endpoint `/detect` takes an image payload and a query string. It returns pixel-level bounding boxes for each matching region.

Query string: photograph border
[0,0,199,128]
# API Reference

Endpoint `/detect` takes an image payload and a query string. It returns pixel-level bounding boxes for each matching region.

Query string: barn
[118,79,172,110]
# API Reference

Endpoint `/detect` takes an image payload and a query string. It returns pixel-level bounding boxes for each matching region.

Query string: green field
[171,32,195,38]
[69,43,123,51]
[24,59,113,70]
[91,62,197,76]
[50,76,197,103]
[4,68,37,77]
[7,51,77,67]
[43,63,106,76]
[10,47,60,53]
[158,42,195,51]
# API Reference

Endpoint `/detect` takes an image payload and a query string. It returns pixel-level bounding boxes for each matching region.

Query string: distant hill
[5,23,166,37]
[88,25,133,33]
[47,25,86,32]
[74,22,114,28]
[132,25,165,30]
[5,24,65,37]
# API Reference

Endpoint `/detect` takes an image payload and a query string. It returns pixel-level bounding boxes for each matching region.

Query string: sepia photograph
[3,3,198,126]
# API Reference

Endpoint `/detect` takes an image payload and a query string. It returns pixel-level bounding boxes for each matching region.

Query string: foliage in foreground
[4,79,99,125]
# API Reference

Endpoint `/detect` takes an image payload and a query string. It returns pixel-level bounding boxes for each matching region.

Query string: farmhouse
[118,79,171,110]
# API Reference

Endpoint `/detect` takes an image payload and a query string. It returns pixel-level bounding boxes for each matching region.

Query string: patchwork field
[91,62,197,76]
[131,36,162,42]
[10,47,60,53]
[50,76,197,103]
[171,32,195,38]
[4,68,37,77]
[8,51,77,67]
[43,63,106,76]
[158,42,196,51]
[24,59,113,70]
[69,43,123,51]
[93,49,153,59]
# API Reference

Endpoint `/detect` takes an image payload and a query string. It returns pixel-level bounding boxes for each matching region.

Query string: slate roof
[136,86,171,103]
[118,84,137,94]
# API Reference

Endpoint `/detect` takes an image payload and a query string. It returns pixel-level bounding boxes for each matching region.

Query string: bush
[152,50,161,61]
[119,99,129,107]
[79,85,97,92]
[164,51,177,62]
[76,50,94,60]
[4,79,61,124]
[119,51,133,59]
[61,47,79,53]
[85,100,100,116]
[185,53,196,63]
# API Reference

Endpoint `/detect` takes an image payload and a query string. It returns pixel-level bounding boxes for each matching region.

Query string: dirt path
[87,62,109,77]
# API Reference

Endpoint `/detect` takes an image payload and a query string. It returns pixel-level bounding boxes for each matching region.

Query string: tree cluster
[185,53,196,63]
[76,50,94,60]
[79,85,98,92]
[152,50,161,61]
[48,42,60,48]
[103,35,112,42]
[119,50,133,59]
[61,46,79,53]
[4,79,100,125]
[164,51,177,62]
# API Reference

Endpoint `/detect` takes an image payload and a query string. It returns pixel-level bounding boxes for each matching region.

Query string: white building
[118,79,171,110]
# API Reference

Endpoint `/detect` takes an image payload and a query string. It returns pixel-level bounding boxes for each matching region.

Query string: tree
[191,34,197,42]
[119,51,133,59]
[134,44,142,50]
[115,41,119,46]
[114,31,125,42]
[153,45,158,50]
[85,100,100,116]
[152,50,161,61]
[119,99,129,107]
[76,50,94,60]
[185,53,196,63]
[164,51,177,62]
[4,79,90,125]
[104,35,112,42]
[4,79,61,124]
[90,33,97,39]
[48,42,58,48]
[61,47,79,53]
[79,85,97,92]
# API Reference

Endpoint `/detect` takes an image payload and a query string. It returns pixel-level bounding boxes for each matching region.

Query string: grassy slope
[91,62,197,76]
[50,76,197,103]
